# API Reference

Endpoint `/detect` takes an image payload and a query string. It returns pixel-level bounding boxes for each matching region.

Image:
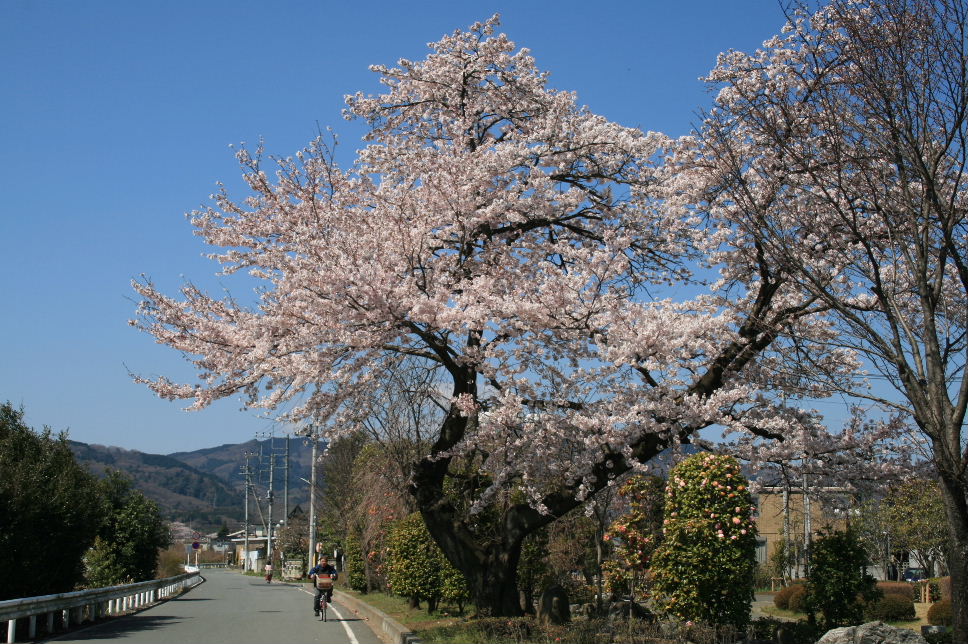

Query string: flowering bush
[603,474,665,599]
[650,453,757,628]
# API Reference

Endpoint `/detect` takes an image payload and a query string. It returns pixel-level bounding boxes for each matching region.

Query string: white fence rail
[0,571,201,643]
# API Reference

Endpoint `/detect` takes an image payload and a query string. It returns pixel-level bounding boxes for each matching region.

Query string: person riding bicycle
[309,555,338,616]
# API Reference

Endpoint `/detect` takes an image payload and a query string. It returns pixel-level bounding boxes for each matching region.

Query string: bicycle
[315,573,334,622]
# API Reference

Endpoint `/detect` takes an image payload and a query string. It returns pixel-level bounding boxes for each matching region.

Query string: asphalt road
[44,569,382,644]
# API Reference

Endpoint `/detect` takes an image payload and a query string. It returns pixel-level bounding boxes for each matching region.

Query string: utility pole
[267,450,275,561]
[782,485,792,581]
[308,425,318,572]
[803,456,812,579]
[241,451,253,571]
[284,434,290,526]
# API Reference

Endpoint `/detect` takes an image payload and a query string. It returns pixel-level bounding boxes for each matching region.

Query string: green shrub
[806,529,879,628]
[774,583,806,610]
[345,532,367,592]
[864,593,916,622]
[876,581,915,601]
[439,556,471,614]
[651,453,757,628]
[385,512,469,614]
[754,563,772,590]
[386,513,444,609]
[928,599,952,626]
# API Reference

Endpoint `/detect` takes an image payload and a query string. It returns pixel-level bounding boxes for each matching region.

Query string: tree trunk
[419,500,526,616]
[938,470,968,644]
[466,546,525,616]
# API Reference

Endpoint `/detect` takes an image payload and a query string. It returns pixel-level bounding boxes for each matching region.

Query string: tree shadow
[43,614,182,641]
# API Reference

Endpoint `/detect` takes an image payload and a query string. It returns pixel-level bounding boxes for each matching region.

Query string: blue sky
[0,1,811,454]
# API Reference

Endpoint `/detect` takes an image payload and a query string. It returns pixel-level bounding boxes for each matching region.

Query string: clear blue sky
[1,0,812,455]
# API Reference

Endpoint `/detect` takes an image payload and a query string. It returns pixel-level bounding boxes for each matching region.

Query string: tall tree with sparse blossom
[674,0,968,637]
[132,15,905,615]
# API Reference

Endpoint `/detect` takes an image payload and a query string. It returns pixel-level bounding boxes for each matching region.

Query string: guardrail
[0,571,201,643]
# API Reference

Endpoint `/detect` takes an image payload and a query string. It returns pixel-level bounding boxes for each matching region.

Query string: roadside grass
[337,587,469,629]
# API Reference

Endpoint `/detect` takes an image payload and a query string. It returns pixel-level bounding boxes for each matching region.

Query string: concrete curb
[333,590,422,644]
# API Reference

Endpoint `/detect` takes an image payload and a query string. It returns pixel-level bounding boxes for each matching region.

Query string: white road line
[300,586,360,644]
[327,603,360,644]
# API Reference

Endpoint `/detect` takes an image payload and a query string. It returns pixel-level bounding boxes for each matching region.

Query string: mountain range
[69,436,318,531]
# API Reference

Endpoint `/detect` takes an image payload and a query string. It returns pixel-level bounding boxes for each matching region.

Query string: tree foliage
[88,471,170,585]
[857,478,949,577]
[651,454,757,628]
[0,402,104,599]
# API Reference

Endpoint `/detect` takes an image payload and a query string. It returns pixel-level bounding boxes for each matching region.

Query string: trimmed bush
[927,599,952,626]
[864,593,916,622]
[786,584,809,613]
[876,581,915,601]
[774,583,807,610]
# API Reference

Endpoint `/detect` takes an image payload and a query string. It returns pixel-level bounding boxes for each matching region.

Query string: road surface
[45,569,382,644]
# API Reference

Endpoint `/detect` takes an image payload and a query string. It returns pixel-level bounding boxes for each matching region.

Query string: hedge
[928,599,952,626]
[876,581,915,601]
[864,593,916,622]
[774,583,806,611]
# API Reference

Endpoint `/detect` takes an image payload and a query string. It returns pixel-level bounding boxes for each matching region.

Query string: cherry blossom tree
[132,16,891,615]
[678,0,968,637]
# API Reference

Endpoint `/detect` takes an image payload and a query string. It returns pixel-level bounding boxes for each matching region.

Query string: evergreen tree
[807,529,879,628]
[88,471,170,585]
[0,402,103,599]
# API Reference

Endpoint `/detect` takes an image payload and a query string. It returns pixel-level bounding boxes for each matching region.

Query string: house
[753,486,850,579]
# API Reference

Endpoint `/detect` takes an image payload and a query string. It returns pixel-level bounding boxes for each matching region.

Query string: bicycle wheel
[320,597,327,622]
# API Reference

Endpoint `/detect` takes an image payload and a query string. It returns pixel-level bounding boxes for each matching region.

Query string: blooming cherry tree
[132,15,895,615]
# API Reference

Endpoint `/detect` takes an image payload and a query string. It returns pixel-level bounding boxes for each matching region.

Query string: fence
[0,571,201,643]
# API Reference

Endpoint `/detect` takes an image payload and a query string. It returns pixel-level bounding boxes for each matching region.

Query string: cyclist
[309,555,338,616]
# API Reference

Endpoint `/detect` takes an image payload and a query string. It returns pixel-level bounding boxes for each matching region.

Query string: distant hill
[168,436,316,506]
[68,437,317,531]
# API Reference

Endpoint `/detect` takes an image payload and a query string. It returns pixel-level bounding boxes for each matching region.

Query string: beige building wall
[753,488,848,571]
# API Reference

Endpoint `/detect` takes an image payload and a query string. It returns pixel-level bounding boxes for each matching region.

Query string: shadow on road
[45,615,182,641]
